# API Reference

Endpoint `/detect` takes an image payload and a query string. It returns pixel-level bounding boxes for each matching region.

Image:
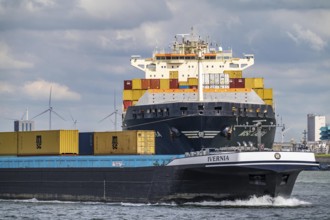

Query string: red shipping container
[150,79,160,89]
[141,79,151,89]
[230,78,245,88]
[229,79,235,88]
[169,79,179,89]
[124,80,132,90]
[123,100,133,110]
[235,78,245,88]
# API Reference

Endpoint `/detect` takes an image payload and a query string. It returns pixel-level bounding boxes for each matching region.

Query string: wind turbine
[70,112,78,129]
[99,90,120,131]
[32,86,66,130]
[21,108,29,120]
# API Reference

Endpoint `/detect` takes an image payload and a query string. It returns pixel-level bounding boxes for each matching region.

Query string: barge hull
[0,165,305,203]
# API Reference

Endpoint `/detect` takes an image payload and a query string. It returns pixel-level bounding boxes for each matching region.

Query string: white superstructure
[130,32,254,82]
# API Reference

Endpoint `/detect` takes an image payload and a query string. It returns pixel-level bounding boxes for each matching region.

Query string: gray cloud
[0,0,329,142]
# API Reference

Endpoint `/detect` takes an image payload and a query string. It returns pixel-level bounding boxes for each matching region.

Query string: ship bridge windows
[229,63,239,68]
[185,56,195,60]
[205,56,216,60]
[245,54,254,59]
[146,63,156,71]
[156,56,163,60]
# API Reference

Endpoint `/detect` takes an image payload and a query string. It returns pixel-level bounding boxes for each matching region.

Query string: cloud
[287,24,327,51]
[0,1,329,139]
[21,0,56,12]
[0,42,34,69]
[0,81,15,93]
[22,80,81,101]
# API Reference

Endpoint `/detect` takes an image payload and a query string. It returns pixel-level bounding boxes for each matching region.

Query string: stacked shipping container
[228,77,273,106]
[123,74,180,111]
[94,130,155,155]
[0,130,78,156]
[0,132,18,155]
[123,70,273,111]
[0,130,155,156]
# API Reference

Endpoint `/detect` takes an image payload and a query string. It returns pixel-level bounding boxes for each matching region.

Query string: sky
[0,0,329,143]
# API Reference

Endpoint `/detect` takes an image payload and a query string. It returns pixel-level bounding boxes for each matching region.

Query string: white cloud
[0,81,15,93]
[287,24,327,51]
[22,80,81,101]
[0,1,329,138]
[22,0,56,12]
[0,42,34,69]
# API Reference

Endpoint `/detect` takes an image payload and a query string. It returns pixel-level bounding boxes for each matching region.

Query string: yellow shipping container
[132,79,142,90]
[123,90,133,100]
[18,130,78,156]
[160,79,170,89]
[253,88,264,99]
[94,130,155,155]
[169,71,178,79]
[132,90,146,101]
[224,70,242,78]
[264,99,273,106]
[188,78,198,86]
[263,88,273,99]
[0,132,18,155]
[179,81,189,86]
[245,78,264,89]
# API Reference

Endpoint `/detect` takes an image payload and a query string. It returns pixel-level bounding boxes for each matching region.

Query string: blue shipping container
[79,132,94,155]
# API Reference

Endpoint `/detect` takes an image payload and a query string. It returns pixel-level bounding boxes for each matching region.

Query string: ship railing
[184,146,275,157]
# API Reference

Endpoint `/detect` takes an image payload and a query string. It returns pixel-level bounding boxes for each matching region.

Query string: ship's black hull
[0,163,303,203]
[123,102,276,154]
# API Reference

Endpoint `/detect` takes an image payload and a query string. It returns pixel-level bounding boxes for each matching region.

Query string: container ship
[0,32,319,203]
[122,32,275,154]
